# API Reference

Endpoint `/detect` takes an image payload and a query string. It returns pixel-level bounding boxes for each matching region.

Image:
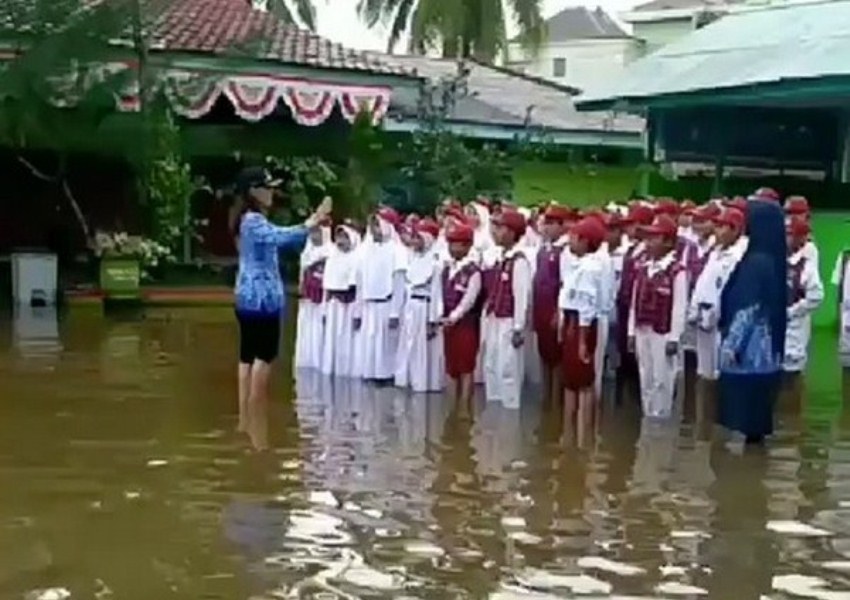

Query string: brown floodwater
[1,306,850,600]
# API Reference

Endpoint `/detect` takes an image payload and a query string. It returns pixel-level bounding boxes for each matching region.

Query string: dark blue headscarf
[720,199,788,359]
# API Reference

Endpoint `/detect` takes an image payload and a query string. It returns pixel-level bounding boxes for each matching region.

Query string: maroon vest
[442,262,482,326]
[300,259,326,304]
[533,245,562,331]
[486,252,524,318]
[618,244,647,310]
[634,259,682,334]
[787,258,807,306]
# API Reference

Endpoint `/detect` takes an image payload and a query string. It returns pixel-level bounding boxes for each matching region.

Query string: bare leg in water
[238,362,252,432]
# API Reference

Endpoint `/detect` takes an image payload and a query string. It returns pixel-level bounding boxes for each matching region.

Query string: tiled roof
[546,7,629,41]
[379,54,644,134]
[0,0,414,77]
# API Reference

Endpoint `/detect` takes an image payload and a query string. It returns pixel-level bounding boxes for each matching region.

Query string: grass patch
[513,161,641,207]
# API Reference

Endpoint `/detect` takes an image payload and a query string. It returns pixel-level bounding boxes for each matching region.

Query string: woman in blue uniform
[231,166,331,422]
[717,198,787,445]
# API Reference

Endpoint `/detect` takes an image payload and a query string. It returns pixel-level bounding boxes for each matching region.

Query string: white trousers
[594,315,610,397]
[784,315,811,373]
[357,300,399,380]
[694,329,719,380]
[320,299,358,377]
[635,327,680,418]
[482,315,525,409]
[394,299,444,393]
[294,300,323,370]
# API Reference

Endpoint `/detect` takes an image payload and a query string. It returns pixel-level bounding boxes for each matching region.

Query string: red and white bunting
[280,84,337,127]
[339,88,390,124]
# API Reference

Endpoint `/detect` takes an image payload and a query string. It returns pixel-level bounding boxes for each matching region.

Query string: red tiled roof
[147,0,413,76]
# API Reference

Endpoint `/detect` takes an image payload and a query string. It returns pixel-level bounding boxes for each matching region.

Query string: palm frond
[387,0,415,53]
[267,0,316,30]
[505,0,544,55]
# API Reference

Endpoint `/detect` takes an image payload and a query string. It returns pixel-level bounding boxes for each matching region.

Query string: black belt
[366,296,392,303]
[411,295,430,301]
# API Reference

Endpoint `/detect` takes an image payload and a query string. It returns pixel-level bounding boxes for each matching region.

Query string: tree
[268,0,318,30]
[357,0,544,62]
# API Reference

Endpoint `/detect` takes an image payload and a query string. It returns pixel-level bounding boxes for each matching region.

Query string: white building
[507,7,644,94]
[620,0,743,54]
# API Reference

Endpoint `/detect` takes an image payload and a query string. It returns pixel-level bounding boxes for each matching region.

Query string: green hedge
[513,161,641,207]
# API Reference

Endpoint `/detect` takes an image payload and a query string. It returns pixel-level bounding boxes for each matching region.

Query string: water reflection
[0,311,849,599]
[12,306,61,360]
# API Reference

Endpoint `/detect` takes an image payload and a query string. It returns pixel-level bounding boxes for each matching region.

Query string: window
[552,57,566,78]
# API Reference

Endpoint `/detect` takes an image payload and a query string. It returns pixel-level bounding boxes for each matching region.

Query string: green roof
[577,0,850,110]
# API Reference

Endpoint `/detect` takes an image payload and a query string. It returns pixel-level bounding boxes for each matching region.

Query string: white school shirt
[594,243,617,320]
[628,250,688,343]
[559,252,603,327]
[787,248,824,321]
[689,235,748,328]
[436,255,483,325]
[500,245,532,332]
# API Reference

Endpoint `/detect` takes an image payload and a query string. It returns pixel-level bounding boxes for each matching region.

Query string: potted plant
[93,231,174,299]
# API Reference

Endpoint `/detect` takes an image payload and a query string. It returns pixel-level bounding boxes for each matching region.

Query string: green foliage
[357,0,544,61]
[266,155,338,225]
[397,123,512,215]
[143,108,198,258]
[339,112,388,220]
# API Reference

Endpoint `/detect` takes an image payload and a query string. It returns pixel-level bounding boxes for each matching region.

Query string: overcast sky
[315,0,644,51]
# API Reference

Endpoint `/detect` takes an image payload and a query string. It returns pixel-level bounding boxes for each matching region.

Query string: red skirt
[561,310,597,391]
[444,321,479,379]
[533,298,561,368]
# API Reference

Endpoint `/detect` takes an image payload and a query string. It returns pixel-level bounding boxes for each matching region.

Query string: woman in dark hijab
[717,199,788,444]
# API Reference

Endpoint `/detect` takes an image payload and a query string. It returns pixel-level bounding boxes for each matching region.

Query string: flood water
[2,307,850,600]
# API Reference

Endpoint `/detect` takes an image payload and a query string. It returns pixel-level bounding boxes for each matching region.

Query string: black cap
[234,166,281,195]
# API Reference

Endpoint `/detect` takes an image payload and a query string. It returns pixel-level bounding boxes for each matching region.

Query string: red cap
[750,187,780,202]
[445,223,474,244]
[629,203,655,226]
[415,218,440,239]
[725,196,748,213]
[376,206,401,228]
[786,216,810,238]
[692,203,720,223]
[654,198,679,216]
[492,208,527,237]
[444,206,467,224]
[571,217,607,250]
[583,208,607,227]
[543,204,572,223]
[714,207,746,231]
[784,195,810,216]
[643,214,678,239]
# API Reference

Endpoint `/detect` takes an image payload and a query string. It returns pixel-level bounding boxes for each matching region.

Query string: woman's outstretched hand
[305,197,333,228]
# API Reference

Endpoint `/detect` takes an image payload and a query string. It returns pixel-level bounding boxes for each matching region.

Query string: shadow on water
[1,308,850,598]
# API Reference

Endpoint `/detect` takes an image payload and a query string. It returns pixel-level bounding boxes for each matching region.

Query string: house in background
[621,0,742,54]
[506,7,643,94]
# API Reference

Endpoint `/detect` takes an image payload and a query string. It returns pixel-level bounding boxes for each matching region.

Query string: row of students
[294,189,825,418]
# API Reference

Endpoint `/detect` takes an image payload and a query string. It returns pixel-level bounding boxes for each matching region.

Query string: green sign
[99,258,141,299]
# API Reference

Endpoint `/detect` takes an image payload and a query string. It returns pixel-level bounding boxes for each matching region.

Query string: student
[559,217,607,413]
[533,204,571,404]
[438,223,483,404]
[294,221,331,371]
[482,209,532,409]
[689,207,747,381]
[682,204,717,363]
[355,207,408,381]
[785,195,819,266]
[592,213,615,398]
[616,203,654,379]
[395,218,444,393]
[784,216,824,373]
[629,215,688,419]
[604,212,629,376]
[839,253,850,367]
[320,223,362,377]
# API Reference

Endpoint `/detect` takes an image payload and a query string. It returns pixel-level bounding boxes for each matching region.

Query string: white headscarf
[359,215,408,299]
[406,232,438,287]
[323,225,361,291]
[300,226,331,272]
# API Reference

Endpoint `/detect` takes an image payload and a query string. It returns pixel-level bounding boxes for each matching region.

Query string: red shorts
[561,311,597,391]
[533,303,560,368]
[444,322,479,379]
